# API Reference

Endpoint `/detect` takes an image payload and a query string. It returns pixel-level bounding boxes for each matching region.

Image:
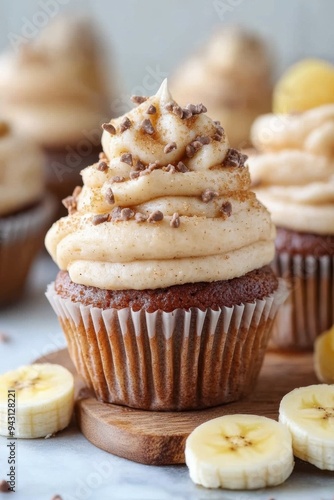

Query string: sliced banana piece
[279,384,334,470]
[0,364,74,438]
[314,325,334,383]
[185,414,294,490]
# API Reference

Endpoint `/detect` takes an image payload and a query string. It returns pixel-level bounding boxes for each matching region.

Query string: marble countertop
[0,254,333,500]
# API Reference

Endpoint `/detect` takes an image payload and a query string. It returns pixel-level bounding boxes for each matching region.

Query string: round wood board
[35,349,316,465]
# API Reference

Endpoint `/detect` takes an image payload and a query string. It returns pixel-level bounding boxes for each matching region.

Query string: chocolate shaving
[120,208,135,221]
[134,160,145,171]
[170,212,180,228]
[92,214,109,225]
[212,133,222,141]
[220,201,232,217]
[181,108,192,119]
[111,176,125,183]
[201,188,218,203]
[51,496,63,500]
[176,161,189,173]
[105,187,115,205]
[146,104,156,115]
[141,118,155,135]
[197,136,210,145]
[97,160,108,172]
[120,117,132,133]
[102,123,116,135]
[148,210,164,222]
[164,142,177,154]
[130,170,140,179]
[135,212,148,223]
[120,153,133,166]
[222,148,248,168]
[131,95,148,104]
[111,206,122,220]
[185,144,196,158]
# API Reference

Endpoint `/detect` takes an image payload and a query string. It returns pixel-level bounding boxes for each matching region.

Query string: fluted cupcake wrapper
[46,279,287,411]
[0,197,56,305]
[270,253,334,350]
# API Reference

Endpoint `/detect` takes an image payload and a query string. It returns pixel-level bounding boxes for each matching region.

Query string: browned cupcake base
[55,266,278,312]
[276,227,334,256]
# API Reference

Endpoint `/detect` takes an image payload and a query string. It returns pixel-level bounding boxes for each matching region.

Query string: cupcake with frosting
[171,27,273,149]
[0,15,113,215]
[45,80,286,411]
[0,120,54,305]
[248,105,334,349]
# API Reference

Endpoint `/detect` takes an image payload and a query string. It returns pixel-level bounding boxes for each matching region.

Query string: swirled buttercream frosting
[248,105,334,235]
[0,121,44,216]
[45,80,275,290]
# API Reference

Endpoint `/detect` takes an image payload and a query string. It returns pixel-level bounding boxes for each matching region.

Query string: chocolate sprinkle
[146,104,157,115]
[102,123,116,135]
[51,496,63,500]
[176,161,189,172]
[120,153,133,166]
[134,160,145,171]
[130,170,140,179]
[148,210,164,222]
[97,160,108,171]
[131,95,148,104]
[164,142,177,154]
[92,214,110,225]
[141,118,155,135]
[185,144,196,158]
[105,187,115,205]
[220,201,232,217]
[147,161,160,172]
[181,108,192,119]
[120,208,135,220]
[222,148,248,168]
[111,176,125,183]
[120,117,132,133]
[197,136,210,145]
[0,333,9,343]
[170,212,180,228]
[135,212,148,223]
[111,206,122,220]
[201,189,218,203]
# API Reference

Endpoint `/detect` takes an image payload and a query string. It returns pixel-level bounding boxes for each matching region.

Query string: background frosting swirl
[248,105,334,234]
[46,80,275,290]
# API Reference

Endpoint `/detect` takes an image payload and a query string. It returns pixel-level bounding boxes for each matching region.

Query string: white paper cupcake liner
[46,279,287,411]
[0,197,56,305]
[270,252,334,350]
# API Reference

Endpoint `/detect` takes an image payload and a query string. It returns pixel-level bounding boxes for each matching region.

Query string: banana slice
[185,414,294,490]
[314,325,334,383]
[0,364,74,438]
[279,385,334,470]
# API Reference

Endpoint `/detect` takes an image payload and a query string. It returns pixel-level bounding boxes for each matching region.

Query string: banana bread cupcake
[171,27,273,148]
[0,15,113,217]
[0,121,54,305]
[248,105,334,349]
[45,80,286,411]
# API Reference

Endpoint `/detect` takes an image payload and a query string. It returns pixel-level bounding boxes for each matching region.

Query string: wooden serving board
[37,349,316,465]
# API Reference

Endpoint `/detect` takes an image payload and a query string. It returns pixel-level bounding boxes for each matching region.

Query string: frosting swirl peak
[45,80,275,290]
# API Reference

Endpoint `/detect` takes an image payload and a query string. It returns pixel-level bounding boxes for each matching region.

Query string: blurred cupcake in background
[0,14,115,217]
[0,120,54,306]
[247,59,334,350]
[171,26,273,148]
